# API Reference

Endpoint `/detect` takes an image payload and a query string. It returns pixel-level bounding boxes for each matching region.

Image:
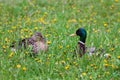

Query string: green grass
[0,0,120,80]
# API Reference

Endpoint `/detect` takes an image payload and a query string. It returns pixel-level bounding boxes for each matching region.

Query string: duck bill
[70,33,76,37]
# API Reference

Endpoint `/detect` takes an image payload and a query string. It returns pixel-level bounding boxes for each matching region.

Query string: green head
[76,28,87,43]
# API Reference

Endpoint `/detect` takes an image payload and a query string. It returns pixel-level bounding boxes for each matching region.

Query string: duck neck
[80,37,86,43]
[78,40,86,57]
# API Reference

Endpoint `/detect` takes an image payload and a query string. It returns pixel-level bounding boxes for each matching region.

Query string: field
[0,0,120,80]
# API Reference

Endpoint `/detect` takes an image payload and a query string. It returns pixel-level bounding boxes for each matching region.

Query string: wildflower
[110,48,114,51]
[94,66,97,70]
[47,41,51,45]
[105,71,110,75]
[9,52,14,58]
[106,29,110,32]
[110,64,115,69]
[82,72,86,76]
[79,19,82,23]
[11,26,16,29]
[34,27,38,30]
[68,19,77,23]
[16,64,21,68]
[58,45,63,49]
[65,65,70,70]
[117,56,120,60]
[22,67,27,71]
[5,38,9,42]
[103,59,108,63]
[89,75,92,80]
[115,0,118,2]
[104,23,108,27]
[66,45,70,48]
[97,75,101,78]
[2,45,6,49]
[61,60,65,64]
[104,64,109,67]
[90,64,94,67]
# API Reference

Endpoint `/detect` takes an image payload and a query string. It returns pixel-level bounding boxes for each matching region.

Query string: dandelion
[2,45,6,49]
[104,23,108,27]
[16,64,21,68]
[97,75,101,78]
[81,72,86,76]
[110,48,114,51]
[103,59,108,63]
[68,19,77,23]
[89,75,92,80]
[61,60,65,64]
[65,65,70,70]
[105,71,110,75]
[104,64,109,68]
[34,27,38,30]
[110,64,115,69]
[117,56,120,60]
[66,45,70,48]
[94,66,97,70]
[22,67,27,71]
[90,64,94,67]
[47,41,51,45]
[58,45,63,49]
[5,38,9,42]
[79,19,82,23]
[9,52,14,58]
[115,0,118,2]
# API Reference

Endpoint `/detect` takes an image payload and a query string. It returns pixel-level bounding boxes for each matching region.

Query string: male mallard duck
[70,28,95,57]
[10,32,48,54]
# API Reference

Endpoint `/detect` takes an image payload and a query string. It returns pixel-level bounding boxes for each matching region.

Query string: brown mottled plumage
[10,32,48,54]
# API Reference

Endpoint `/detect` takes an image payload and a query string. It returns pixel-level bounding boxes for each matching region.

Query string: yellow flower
[110,48,114,51]
[79,19,82,23]
[9,52,14,58]
[65,65,70,70]
[90,64,94,67]
[94,66,97,70]
[34,27,38,30]
[22,67,27,71]
[104,64,109,67]
[110,64,115,69]
[5,38,9,42]
[114,0,118,3]
[89,75,92,80]
[16,64,21,68]
[66,45,70,48]
[82,72,86,76]
[103,59,108,63]
[117,56,120,60]
[104,23,108,27]
[105,71,110,75]
[2,45,6,49]
[47,41,51,45]
[58,45,63,49]
[61,60,65,64]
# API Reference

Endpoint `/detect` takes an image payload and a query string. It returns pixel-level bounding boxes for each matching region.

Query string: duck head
[70,28,87,43]
[28,32,45,44]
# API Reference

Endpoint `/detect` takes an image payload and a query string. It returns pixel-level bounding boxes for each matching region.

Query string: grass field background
[0,0,120,80]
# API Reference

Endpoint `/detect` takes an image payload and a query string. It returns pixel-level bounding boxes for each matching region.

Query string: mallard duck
[10,32,48,54]
[70,28,96,57]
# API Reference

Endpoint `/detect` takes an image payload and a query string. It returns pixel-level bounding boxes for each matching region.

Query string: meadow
[0,0,120,80]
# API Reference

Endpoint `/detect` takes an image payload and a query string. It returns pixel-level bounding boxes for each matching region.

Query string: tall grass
[0,0,120,80]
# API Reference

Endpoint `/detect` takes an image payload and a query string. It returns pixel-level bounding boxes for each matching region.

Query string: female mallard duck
[70,28,95,57]
[10,32,48,54]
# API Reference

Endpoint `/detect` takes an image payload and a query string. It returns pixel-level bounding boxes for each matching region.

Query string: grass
[0,0,120,80]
